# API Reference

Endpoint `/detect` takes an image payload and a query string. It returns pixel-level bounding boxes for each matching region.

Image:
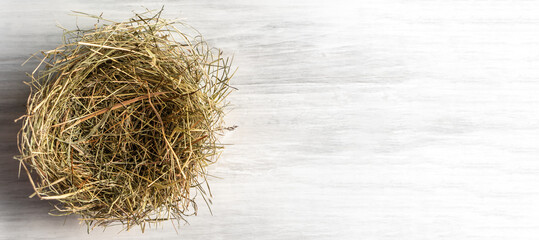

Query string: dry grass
[15,9,235,232]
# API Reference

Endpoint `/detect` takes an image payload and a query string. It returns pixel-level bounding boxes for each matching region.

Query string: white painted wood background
[2,0,539,239]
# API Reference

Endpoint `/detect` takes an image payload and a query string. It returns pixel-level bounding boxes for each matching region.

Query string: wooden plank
[2,0,539,239]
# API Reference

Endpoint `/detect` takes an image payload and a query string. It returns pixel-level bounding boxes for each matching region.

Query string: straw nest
[16,10,234,231]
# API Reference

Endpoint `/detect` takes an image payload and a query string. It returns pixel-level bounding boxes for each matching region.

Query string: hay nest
[16,10,234,231]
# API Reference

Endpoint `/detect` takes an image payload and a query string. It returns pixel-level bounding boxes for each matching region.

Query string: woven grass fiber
[16,9,234,231]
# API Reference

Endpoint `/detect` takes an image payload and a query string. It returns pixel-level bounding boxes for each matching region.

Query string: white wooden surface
[2,0,539,239]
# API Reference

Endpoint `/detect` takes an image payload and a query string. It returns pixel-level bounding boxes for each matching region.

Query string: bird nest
[16,10,234,231]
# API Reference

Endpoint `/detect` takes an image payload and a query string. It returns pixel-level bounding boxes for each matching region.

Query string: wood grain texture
[2,0,539,239]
